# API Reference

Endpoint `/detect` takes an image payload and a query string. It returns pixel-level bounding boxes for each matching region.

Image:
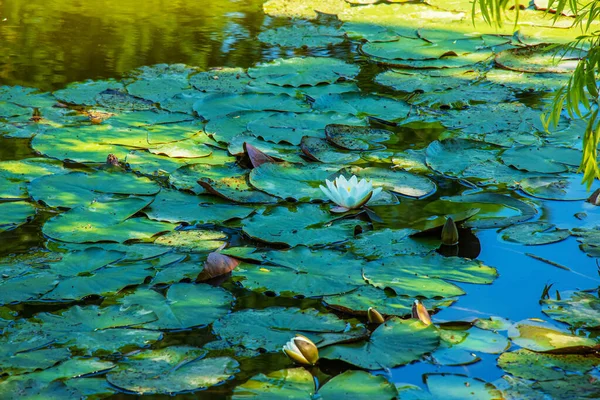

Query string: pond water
[1,0,600,399]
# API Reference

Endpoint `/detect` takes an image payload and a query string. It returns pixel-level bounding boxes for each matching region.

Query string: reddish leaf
[244,142,275,168]
[197,252,241,281]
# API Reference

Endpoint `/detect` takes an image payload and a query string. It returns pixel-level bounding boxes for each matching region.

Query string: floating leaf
[258,25,345,48]
[500,145,580,174]
[346,228,438,259]
[324,286,454,317]
[3,305,161,355]
[213,307,349,352]
[520,174,600,201]
[107,346,239,395]
[29,170,160,209]
[543,292,600,329]
[325,124,392,151]
[248,57,359,87]
[233,368,398,399]
[508,320,598,352]
[0,201,35,233]
[42,197,175,243]
[249,163,340,201]
[193,93,309,121]
[321,318,440,369]
[232,247,366,297]
[242,204,368,247]
[495,44,583,74]
[500,222,570,246]
[312,93,411,122]
[118,283,233,330]
[499,348,600,381]
[153,229,227,252]
[143,189,253,224]
[247,112,365,145]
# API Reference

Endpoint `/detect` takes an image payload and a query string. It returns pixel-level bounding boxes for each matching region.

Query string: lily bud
[441,217,459,246]
[282,335,319,366]
[367,307,385,324]
[412,300,432,326]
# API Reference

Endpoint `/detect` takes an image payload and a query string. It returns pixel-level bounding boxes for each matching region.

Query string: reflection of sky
[387,196,600,388]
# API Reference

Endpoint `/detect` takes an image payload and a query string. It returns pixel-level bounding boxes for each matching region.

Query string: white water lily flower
[282,335,319,366]
[319,175,382,212]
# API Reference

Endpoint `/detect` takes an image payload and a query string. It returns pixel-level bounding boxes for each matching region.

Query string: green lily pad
[0,158,68,200]
[423,374,504,400]
[143,189,253,224]
[53,80,124,106]
[542,291,600,329]
[263,0,350,19]
[171,163,277,203]
[153,229,227,252]
[47,247,124,276]
[432,326,509,366]
[42,261,154,301]
[0,358,115,399]
[213,307,349,352]
[508,320,598,352]
[438,103,545,136]
[349,166,437,198]
[499,348,600,381]
[520,174,600,201]
[242,204,368,247]
[325,124,392,151]
[301,137,361,164]
[346,228,438,259]
[426,139,500,177]
[362,37,496,61]
[233,368,398,399]
[485,69,569,92]
[324,285,455,317]
[363,261,465,299]
[258,25,345,48]
[312,93,411,122]
[247,112,365,145]
[321,318,440,369]
[372,253,498,284]
[409,85,514,109]
[147,135,214,158]
[29,170,160,209]
[0,347,71,376]
[495,44,583,74]
[375,68,479,93]
[189,67,252,93]
[126,76,190,104]
[4,305,161,355]
[118,283,233,330]
[248,57,358,87]
[572,227,600,257]
[500,222,570,245]
[0,201,36,232]
[193,93,309,121]
[107,346,239,395]
[232,247,366,297]
[42,197,175,243]
[425,193,537,229]
[249,163,340,201]
[228,135,304,163]
[500,145,580,174]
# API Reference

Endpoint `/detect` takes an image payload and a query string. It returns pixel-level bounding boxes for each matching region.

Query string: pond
[1,0,600,399]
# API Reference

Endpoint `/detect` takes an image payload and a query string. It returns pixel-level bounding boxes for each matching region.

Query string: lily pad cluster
[1,0,599,398]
